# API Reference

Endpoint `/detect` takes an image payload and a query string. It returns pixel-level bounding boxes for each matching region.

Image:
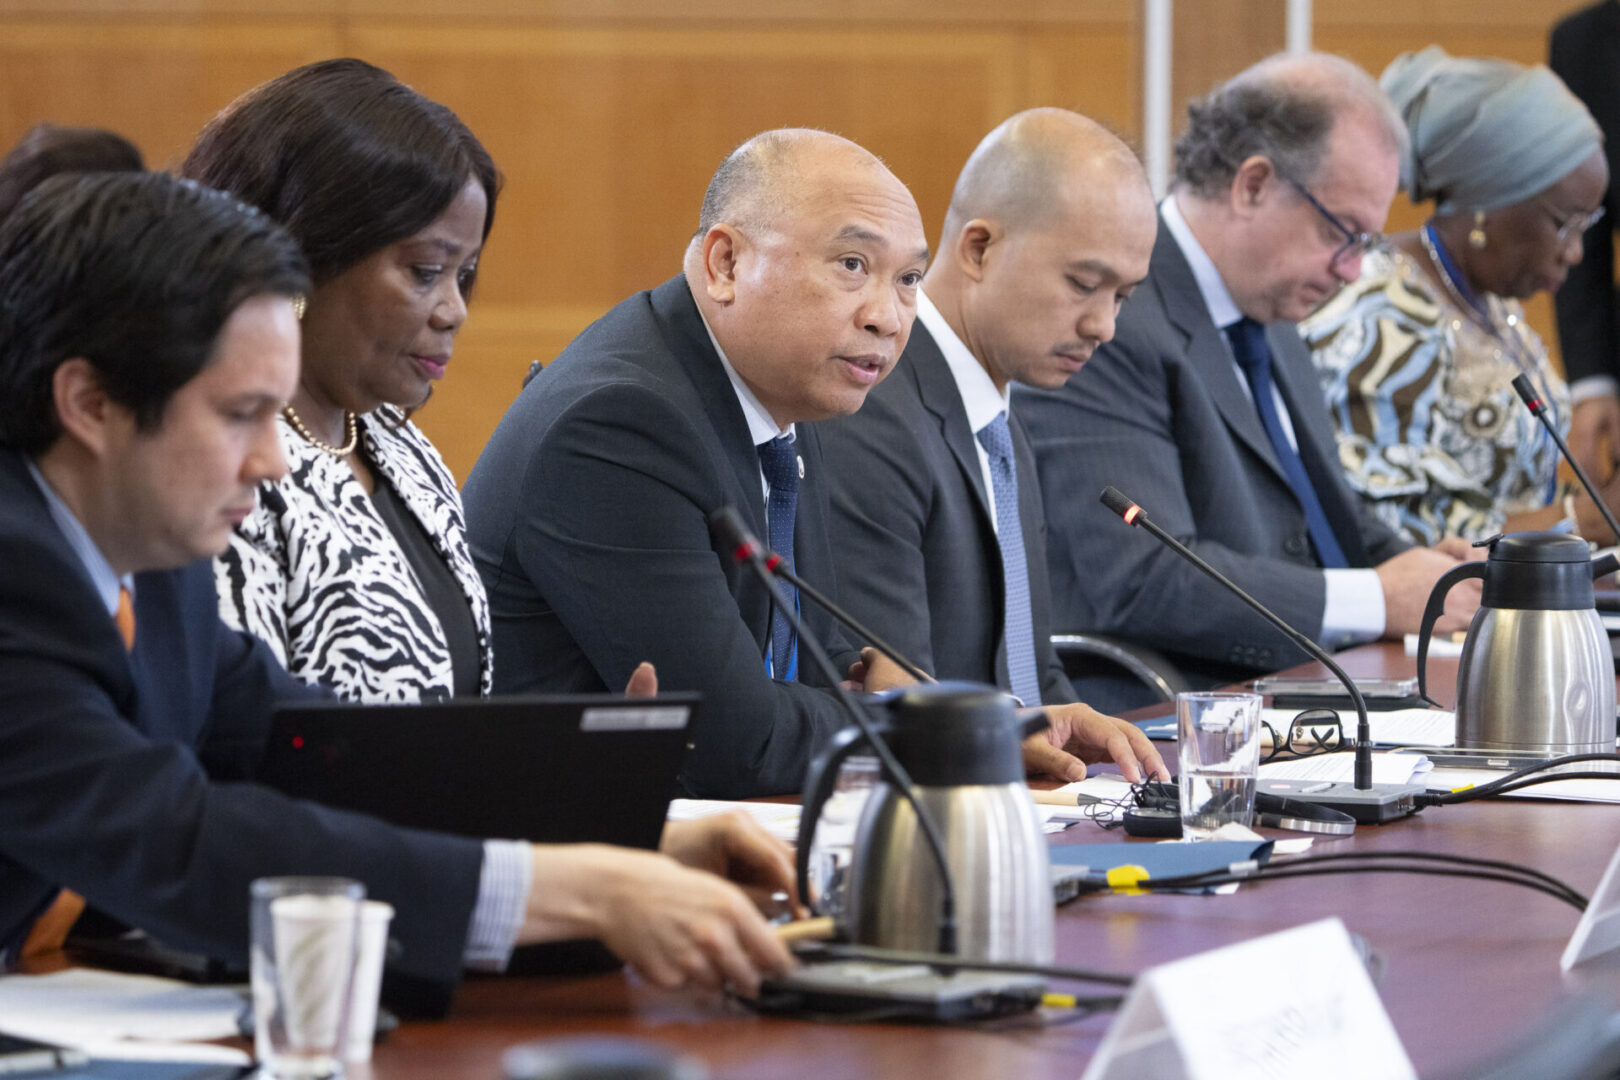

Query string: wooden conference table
[357,643,1620,1079]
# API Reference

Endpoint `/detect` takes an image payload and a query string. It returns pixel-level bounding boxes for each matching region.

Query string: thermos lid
[887,681,1028,786]
[1487,531,1592,564]
[1482,531,1600,610]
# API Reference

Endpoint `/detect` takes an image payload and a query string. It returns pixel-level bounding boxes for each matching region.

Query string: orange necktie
[18,589,130,958]
[115,585,135,651]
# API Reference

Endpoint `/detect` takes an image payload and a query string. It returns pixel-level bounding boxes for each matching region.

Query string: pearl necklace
[282,405,358,457]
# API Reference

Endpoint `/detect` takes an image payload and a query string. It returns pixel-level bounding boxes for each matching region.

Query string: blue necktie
[1225,317,1348,568]
[757,434,800,680]
[976,414,1043,707]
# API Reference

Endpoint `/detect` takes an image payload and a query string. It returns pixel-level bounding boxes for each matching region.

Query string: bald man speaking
[466,130,926,798]
[819,110,1168,783]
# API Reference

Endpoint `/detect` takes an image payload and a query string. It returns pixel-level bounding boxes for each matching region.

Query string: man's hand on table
[1022,702,1170,784]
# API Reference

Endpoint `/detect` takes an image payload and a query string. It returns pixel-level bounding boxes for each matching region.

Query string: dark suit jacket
[1013,222,1408,677]
[1551,0,1620,385]
[819,321,1074,706]
[0,449,482,981]
[464,276,859,799]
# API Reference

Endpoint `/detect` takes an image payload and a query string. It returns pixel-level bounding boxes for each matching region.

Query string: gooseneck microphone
[709,506,958,954]
[1100,487,1422,822]
[1511,373,1620,543]
[754,552,933,684]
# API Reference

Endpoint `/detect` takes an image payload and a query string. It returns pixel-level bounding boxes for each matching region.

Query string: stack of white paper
[0,968,250,1064]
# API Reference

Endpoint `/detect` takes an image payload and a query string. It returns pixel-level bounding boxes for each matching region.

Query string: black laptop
[257,693,697,1015]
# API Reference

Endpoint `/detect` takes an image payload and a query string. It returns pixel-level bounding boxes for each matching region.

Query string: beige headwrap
[1380,45,1601,214]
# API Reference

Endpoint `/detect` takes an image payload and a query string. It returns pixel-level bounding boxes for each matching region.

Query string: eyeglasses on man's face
[1287,178,1384,265]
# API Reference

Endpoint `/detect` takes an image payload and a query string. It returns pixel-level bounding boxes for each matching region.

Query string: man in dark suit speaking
[466,130,927,798]
[0,171,794,994]
[818,109,1168,783]
[1015,55,1482,704]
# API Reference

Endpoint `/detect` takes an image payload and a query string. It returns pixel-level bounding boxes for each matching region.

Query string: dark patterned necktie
[1226,317,1347,568]
[757,435,800,679]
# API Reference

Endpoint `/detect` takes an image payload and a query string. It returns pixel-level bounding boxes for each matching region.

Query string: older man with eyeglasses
[1013,52,1483,710]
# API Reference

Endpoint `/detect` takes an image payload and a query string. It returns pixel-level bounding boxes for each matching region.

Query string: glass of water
[250,877,364,1079]
[1176,692,1261,840]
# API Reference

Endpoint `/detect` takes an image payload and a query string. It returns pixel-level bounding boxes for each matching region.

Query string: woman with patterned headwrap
[1300,45,1617,546]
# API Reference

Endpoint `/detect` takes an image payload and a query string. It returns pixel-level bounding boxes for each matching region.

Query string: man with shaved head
[465,130,927,797]
[819,109,1168,783]
[1015,55,1480,708]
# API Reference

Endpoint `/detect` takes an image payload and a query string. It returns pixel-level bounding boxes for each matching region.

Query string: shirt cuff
[463,839,532,971]
[1319,568,1385,650]
[1569,375,1620,405]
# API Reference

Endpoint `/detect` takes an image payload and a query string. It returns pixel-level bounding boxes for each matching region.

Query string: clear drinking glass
[250,877,365,1080]
[1177,692,1262,840]
[806,755,880,916]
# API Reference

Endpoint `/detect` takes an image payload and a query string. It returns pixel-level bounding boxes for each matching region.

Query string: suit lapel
[908,323,995,522]
[652,277,769,537]
[1153,226,1290,489]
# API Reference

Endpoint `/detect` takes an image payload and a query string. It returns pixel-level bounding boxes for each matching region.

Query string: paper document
[0,968,250,1065]
[1403,632,1464,658]
[1259,751,1430,786]
[667,798,802,842]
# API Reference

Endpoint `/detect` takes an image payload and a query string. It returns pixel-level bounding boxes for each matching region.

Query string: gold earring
[291,294,307,320]
[1468,210,1487,250]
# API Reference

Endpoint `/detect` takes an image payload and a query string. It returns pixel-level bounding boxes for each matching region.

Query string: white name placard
[1080,917,1414,1080]
[1563,836,1620,971]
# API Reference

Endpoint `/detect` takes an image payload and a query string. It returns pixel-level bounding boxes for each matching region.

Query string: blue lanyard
[762,590,800,681]
[1425,223,1560,499]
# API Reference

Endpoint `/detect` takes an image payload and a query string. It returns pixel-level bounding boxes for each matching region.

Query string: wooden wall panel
[0,22,340,169]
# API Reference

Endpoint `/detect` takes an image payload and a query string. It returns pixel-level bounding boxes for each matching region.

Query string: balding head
[942,108,1148,241]
[1175,51,1406,199]
[684,128,928,427]
[695,129,889,238]
[925,108,1156,392]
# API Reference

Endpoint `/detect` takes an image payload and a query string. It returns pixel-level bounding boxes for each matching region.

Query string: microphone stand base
[1257,779,1425,824]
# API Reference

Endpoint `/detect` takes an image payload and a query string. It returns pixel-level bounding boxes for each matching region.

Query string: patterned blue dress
[1299,248,1569,546]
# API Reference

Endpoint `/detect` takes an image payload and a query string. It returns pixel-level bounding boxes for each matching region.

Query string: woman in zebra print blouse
[185,58,497,703]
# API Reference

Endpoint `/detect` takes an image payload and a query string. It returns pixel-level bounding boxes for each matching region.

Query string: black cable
[1148,865,1586,910]
[791,942,1135,987]
[1080,849,1585,906]
[1419,755,1620,806]
[1247,849,1587,905]
[1128,849,1587,906]
[1075,850,1587,910]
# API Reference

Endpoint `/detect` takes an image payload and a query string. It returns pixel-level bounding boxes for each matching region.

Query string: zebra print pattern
[215,407,493,702]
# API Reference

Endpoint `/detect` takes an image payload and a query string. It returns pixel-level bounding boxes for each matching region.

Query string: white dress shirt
[696,294,797,503]
[916,290,1012,534]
